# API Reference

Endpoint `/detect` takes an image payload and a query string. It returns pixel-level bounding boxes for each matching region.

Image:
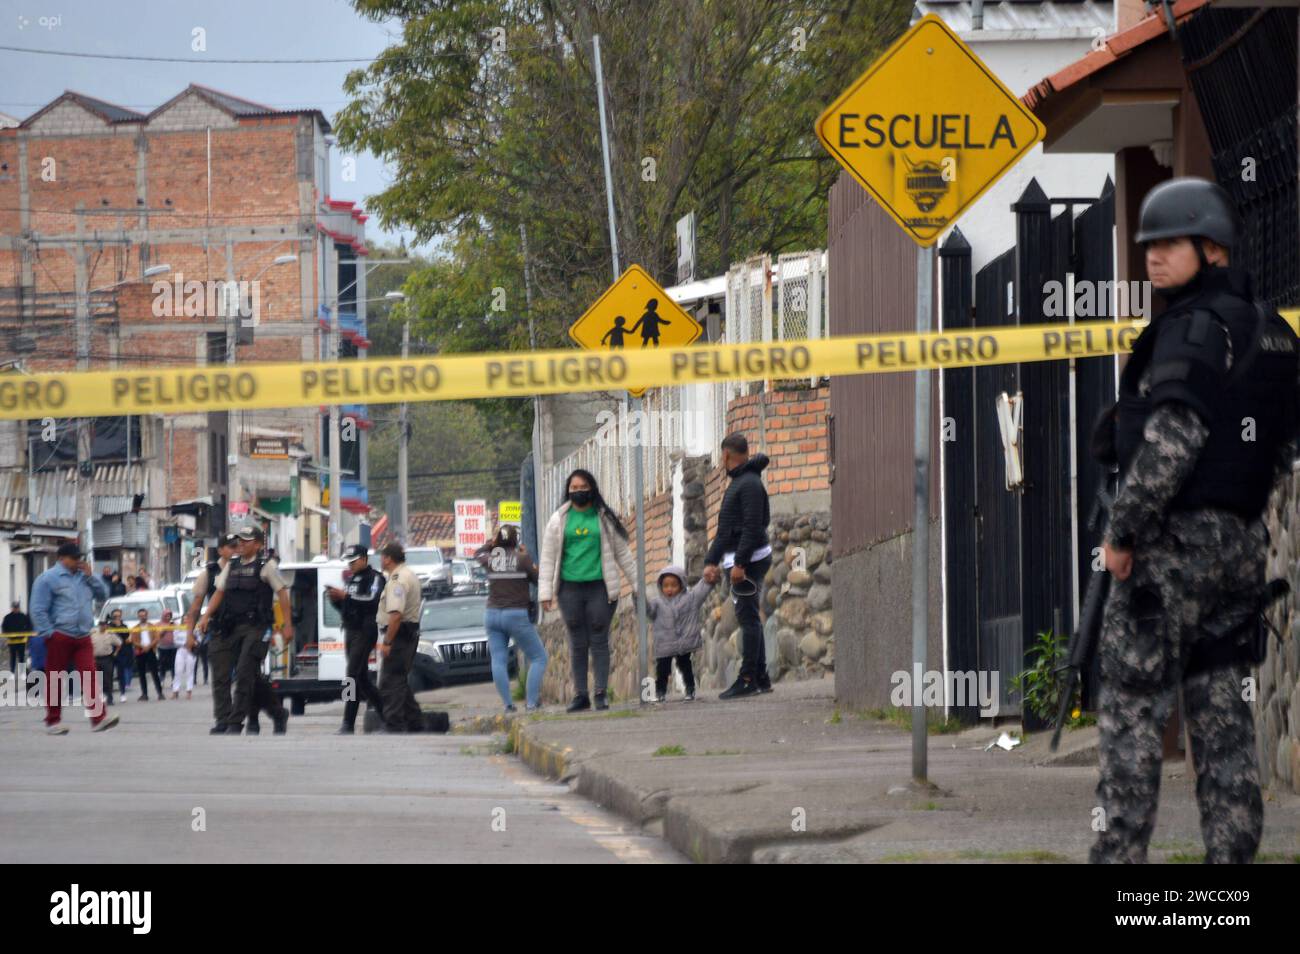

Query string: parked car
[406,547,452,599]
[411,594,515,692]
[449,559,488,596]
[97,590,185,627]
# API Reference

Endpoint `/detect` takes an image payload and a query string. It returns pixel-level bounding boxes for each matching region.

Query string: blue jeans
[484,608,548,709]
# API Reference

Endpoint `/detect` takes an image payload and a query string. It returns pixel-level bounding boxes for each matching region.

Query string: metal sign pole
[593,33,649,702]
[912,244,934,784]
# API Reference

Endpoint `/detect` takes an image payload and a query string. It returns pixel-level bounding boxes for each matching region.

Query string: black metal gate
[943,177,1115,722]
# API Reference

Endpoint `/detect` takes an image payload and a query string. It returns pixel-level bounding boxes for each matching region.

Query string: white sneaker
[46,723,69,735]
[92,715,119,733]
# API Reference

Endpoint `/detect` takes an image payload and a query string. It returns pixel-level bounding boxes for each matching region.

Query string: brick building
[0,85,371,599]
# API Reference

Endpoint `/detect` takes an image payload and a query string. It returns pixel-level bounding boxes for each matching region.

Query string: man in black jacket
[3,601,33,673]
[704,433,773,699]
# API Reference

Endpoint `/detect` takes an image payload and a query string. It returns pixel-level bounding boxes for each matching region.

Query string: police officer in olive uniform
[186,533,238,731]
[376,542,425,733]
[1091,177,1300,863]
[197,525,293,735]
[327,544,386,734]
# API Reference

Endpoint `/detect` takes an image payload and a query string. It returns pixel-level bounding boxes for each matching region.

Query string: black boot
[566,694,590,713]
[272,709,288,735]
[245,719,261,735]
[594,691,609,711]
[336,724,355,735]
[209,724,228,735]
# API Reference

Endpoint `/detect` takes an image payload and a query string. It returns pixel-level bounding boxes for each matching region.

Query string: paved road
[0,677,680,864]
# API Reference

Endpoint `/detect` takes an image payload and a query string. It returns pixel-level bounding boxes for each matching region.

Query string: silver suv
[405,547,451,599]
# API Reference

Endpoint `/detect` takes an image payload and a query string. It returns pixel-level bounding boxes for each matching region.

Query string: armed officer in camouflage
[1092,177,1300,863]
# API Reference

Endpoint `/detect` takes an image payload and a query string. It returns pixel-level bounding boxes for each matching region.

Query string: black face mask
[568,490,593,507]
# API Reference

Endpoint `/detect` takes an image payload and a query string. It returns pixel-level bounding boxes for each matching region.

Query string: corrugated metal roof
[0,466,147,524]
[238,456,293,495]
[64,91,146,123]
[913,0,1113,32]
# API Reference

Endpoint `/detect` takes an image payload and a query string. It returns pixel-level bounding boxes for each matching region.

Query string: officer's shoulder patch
[392,584,405,600]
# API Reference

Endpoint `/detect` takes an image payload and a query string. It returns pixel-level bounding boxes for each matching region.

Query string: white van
[269,559,353,713]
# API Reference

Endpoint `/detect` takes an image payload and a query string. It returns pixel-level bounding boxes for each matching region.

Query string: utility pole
[73,204,94,556]
[328,290,342,560]
[593,33,650,701]
[225,233,240,532]
[398,319,409,544]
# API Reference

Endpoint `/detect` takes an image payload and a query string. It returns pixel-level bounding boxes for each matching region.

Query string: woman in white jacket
[538,469,642,711]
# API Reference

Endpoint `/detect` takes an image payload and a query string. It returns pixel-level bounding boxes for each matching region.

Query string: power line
[369,466,518,481]
[0,38,574,65]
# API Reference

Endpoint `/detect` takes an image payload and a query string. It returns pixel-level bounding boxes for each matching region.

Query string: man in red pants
[29,541,119,734]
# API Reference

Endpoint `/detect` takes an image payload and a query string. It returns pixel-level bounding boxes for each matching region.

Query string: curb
[507,718,763,862]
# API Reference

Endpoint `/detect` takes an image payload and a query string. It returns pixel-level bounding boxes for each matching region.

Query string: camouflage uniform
[1091,351,1284,863]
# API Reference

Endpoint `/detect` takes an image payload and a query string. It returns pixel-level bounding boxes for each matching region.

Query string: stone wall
[696,511,833,689]
[1261,478,1300,794]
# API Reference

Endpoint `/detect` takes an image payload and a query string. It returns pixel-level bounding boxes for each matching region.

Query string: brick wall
[169,428,200,501]
[705,386,830,541]
[0,99,327,514]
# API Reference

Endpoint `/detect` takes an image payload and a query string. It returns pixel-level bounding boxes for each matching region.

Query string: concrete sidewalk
[457,677,1300,864]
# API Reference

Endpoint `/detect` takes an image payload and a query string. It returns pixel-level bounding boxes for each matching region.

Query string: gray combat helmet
[1134,177,1240,249]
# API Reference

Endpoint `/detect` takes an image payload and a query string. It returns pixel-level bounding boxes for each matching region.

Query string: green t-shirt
[561,506,603,582]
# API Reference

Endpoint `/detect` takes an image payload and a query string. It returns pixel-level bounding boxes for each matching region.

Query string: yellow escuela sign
[498,500,521,524]
[568,264,702,398]
[816,14,1046,247]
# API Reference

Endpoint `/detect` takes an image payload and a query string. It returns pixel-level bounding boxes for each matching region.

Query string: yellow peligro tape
[0,319,1164,419]
[3,624,187,641]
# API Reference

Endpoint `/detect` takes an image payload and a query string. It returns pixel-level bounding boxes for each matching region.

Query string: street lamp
[89,262,172,294]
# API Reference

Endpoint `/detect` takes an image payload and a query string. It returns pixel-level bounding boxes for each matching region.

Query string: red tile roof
[1022,0,1213,112]
[371,511,457,549]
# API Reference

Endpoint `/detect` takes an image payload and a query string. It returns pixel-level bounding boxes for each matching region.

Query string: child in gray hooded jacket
[648,564,715,701]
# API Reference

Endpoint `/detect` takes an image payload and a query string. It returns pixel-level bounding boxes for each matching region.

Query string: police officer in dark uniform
[197,525,292,735]
[1091,177,1300,863]
[327,544,386,734]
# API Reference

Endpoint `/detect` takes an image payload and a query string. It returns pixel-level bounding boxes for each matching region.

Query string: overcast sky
[2,0,427,252]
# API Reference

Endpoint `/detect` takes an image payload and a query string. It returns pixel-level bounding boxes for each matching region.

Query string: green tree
[337,0,912,344]
[368,399,530,512]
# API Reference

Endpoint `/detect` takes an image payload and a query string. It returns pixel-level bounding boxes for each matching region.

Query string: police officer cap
[219,532,239,548]
[343,544,368,563]
[1134,177,1240,249]
[235,525,264,542]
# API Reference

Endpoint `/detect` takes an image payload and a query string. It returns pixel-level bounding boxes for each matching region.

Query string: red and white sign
[454,499,488,557]
[229,501,250,518]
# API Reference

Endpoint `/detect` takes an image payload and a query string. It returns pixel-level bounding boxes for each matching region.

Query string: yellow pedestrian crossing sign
[816,14,1045,247]
[569,264,702,398]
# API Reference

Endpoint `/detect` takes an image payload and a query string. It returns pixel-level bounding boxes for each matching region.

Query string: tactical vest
[1116,278,1298,520]
[220,557,274,629]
